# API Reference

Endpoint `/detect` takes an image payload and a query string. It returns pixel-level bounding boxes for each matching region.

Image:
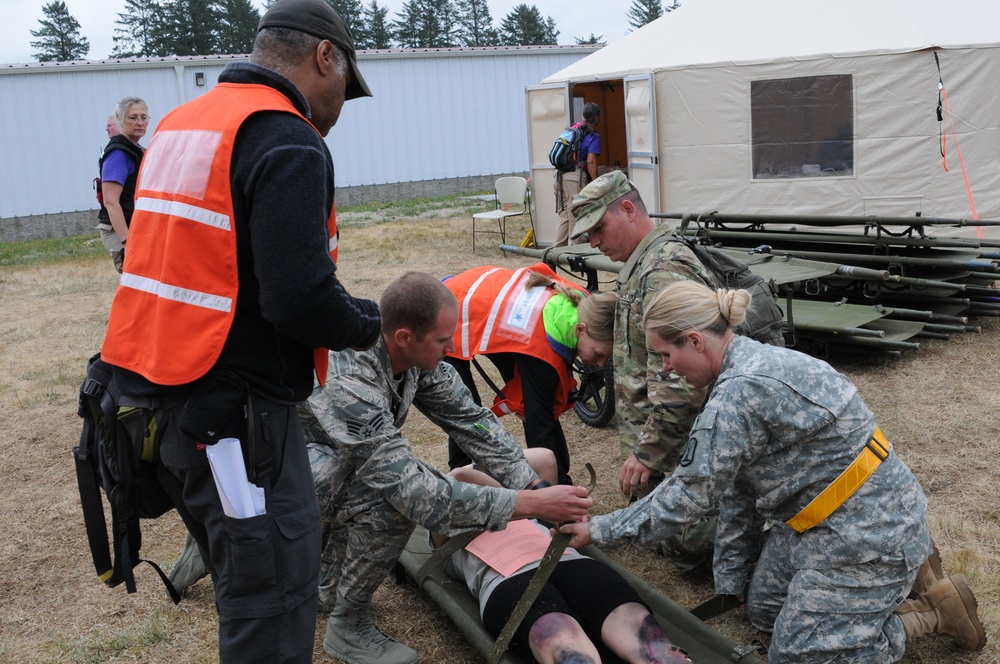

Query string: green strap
[413,530,482,587]
[487,463,597,664]
[487,529,571,664]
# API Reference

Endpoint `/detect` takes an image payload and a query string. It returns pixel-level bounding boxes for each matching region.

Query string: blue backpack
[548,123,587,173]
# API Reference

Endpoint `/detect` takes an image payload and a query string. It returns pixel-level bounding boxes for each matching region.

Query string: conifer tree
[455,0,499,47]
[30,0,90,62]
[111,0,165,58]
[217,0,261,54]
[159,0,223,56]
[326,0,364,34]
[499,4,558,46]
[392,0,457,49]
[356,1,392,49]
[626,0,680,31]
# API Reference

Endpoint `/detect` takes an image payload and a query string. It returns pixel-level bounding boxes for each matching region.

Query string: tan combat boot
[896,574,986,651]
[908,543,945,598]
[324,603,419,664]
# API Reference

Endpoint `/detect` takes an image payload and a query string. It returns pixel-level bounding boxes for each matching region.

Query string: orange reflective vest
[444,263,585,420]
[102,83,338,386]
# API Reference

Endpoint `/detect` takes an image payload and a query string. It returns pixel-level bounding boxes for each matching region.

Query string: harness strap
[785,427,890,533]
[471,357,507,402]
[413,530,482,588]
[487,463,597,664]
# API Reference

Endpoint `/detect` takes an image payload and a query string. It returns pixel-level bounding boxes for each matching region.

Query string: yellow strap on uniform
[785,427,890,533]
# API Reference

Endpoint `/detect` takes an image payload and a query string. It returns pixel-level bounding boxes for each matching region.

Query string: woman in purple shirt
[97,96,148,272]
[553,102,601,247]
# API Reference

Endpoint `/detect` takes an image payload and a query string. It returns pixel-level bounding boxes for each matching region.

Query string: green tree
[392,0,457,48]
[626,0,680,31]
[327,0,363,34]
[575,33,603,45]
[30,1,90,62]
[499,4,558,46]
[356,0,392,49]
[454,0,499,47]
[157,0,223,56]
[111,0,166,57]
[217,0,260,54]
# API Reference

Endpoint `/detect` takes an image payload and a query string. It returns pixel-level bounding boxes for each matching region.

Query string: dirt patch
[1,214,997,663]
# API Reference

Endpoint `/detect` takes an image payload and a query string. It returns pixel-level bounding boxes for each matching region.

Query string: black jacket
[115,63,381,401]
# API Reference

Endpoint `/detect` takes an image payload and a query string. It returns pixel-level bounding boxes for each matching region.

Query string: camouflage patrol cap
[570,170,637,240]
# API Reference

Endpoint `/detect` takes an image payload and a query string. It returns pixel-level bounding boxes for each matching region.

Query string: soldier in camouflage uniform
[570,171,721,571]
[562,281,985,662]
[309,272,593,664]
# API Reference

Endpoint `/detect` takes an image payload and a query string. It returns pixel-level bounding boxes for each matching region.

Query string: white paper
[206,437,266,519]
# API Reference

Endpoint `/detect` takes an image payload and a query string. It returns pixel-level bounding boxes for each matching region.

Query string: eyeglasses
[125,115,150,122]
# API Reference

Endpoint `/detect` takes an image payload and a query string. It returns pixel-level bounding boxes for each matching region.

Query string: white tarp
[537,0,1000,220]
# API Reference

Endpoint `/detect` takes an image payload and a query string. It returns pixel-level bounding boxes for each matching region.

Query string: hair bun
[716,288,751,327]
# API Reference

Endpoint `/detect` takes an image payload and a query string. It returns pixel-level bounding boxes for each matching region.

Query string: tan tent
[526,0,1000,245]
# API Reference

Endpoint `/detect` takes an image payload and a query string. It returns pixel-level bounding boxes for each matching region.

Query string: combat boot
[168,533,209,597]
[324,604,419,664]
[908,542,945,598]
[895,574,986,651]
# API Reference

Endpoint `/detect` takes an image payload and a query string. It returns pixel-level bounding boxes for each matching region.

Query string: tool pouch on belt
[178,370,272,483]
[115,406,173,520]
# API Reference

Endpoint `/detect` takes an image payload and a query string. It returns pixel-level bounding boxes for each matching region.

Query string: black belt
[118,391,192,410]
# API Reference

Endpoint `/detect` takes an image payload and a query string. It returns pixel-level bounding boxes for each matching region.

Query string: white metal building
[0,45,598,241]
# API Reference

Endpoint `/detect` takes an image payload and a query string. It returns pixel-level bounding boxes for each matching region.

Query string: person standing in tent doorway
[552,101,601,247]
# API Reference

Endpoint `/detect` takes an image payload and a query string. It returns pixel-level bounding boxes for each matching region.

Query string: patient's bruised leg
[601,602,692,663]
[528,611,600,664]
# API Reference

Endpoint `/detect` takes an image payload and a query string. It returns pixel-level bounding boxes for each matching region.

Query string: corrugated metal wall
[0,46,597,223]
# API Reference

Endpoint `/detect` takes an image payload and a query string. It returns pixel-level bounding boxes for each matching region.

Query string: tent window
[751,74,854,179]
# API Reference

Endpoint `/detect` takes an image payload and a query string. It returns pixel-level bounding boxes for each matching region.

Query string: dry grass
[0,209,997,663]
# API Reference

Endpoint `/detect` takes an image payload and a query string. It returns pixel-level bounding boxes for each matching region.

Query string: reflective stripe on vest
[102,83,337,386]
[445,263,584,419]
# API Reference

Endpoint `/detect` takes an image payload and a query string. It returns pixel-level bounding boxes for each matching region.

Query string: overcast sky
[1,0,639,65]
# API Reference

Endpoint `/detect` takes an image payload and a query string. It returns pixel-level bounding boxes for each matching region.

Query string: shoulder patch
[345,412,387,439]
[679,439,698,467]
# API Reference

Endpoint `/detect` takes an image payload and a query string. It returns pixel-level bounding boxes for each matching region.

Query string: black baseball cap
[258,0,373,100]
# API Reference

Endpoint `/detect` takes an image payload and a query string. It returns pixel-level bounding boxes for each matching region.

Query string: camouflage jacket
[307,338,538,534]
[614,224,716,471]
[591,336,930,594]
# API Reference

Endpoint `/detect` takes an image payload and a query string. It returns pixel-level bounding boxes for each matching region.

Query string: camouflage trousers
[655,515,717,574]
[747,524,915,663]
[307,443,415,613]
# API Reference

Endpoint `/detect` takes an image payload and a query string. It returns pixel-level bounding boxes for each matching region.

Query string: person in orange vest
[98,0,380,660]
[443,264,616,485]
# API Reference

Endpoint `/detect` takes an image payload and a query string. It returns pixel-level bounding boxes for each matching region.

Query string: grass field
[0,204,996,663]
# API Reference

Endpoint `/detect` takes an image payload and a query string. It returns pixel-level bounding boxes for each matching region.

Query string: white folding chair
[472,176,531,251]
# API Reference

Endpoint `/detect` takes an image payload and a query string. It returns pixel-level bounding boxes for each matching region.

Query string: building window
[751,74,854,179]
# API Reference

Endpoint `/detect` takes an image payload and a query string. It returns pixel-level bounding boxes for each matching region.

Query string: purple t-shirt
[581,132,601,159]
[101,149,137,186]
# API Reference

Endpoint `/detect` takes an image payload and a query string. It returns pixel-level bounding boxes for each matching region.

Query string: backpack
[73,353,180,602]
[676,236,787,346]
[548,123,588,173]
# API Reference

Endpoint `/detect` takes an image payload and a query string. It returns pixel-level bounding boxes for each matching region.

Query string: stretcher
[397,526,766,663]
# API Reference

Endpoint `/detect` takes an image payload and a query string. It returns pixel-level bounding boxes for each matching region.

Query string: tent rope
[935,51,982,237]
